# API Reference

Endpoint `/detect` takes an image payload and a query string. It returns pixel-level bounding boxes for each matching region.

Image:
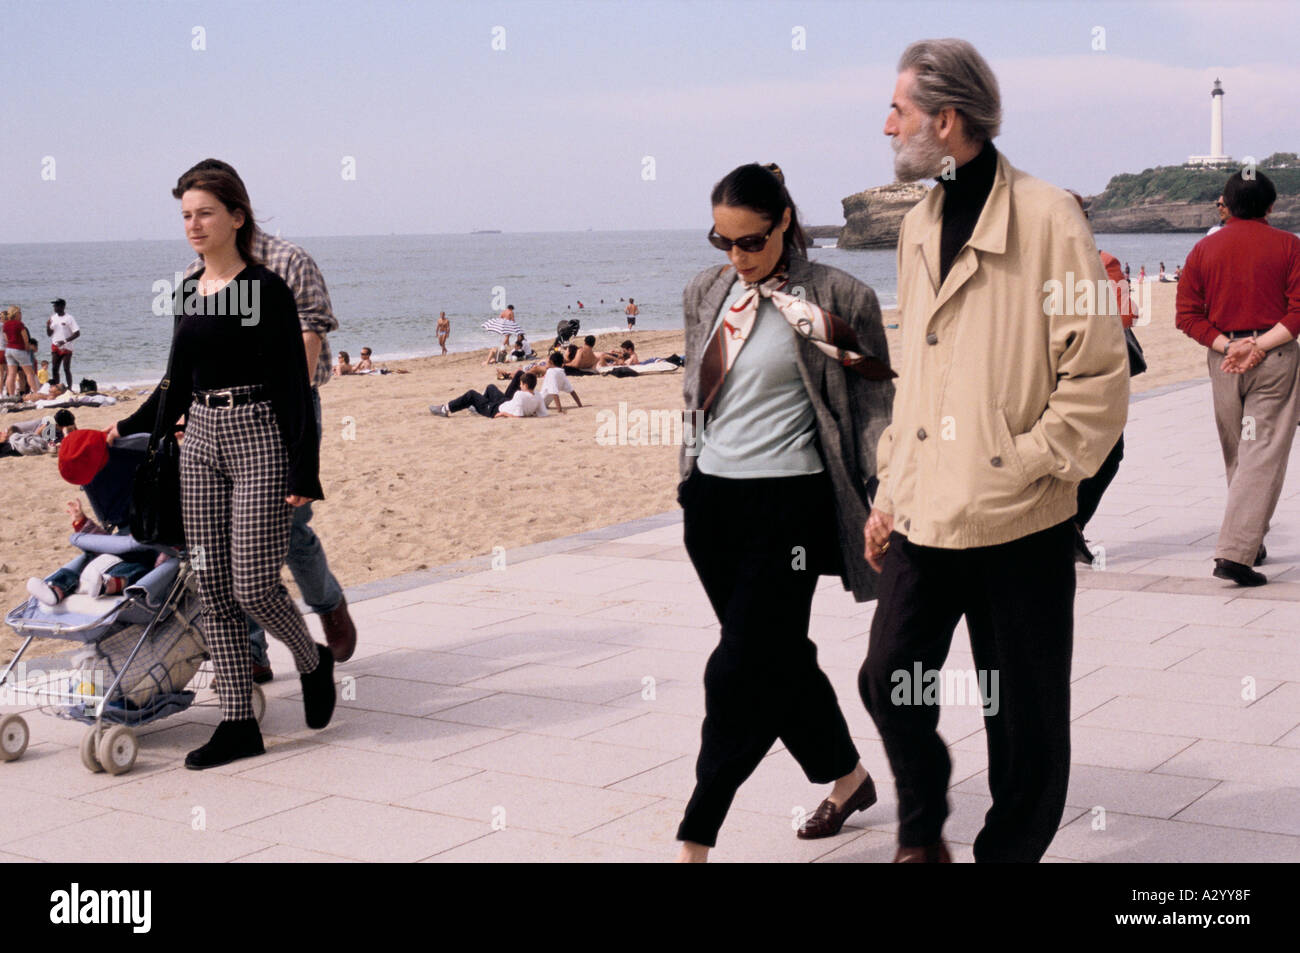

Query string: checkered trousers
[180,389,320,721]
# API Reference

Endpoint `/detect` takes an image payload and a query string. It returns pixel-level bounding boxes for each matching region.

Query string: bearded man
[858,38,1129,863]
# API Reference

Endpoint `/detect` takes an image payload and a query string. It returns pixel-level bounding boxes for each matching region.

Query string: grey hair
[898,39,1002,142]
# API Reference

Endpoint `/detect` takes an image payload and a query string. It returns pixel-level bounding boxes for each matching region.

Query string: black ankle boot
[185,718,264,770]
[301,643,336,729]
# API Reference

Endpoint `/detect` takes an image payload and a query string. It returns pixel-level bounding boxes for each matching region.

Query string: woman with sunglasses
[675,163,896,861]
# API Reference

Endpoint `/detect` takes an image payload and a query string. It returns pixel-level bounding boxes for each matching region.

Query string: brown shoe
[252,663,274,684]
[893,841,953,863]
[320,595,356,662]
[796,774,877,839]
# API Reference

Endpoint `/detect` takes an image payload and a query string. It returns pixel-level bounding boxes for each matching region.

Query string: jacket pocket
[994,408,1028,487]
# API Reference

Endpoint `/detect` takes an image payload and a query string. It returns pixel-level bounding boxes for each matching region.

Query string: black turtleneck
[938,139,998,283]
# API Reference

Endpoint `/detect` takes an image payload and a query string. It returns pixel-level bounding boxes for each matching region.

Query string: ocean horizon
[0,229,1223,390]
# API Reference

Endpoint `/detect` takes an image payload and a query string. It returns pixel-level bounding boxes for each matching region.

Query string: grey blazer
[679,254,895,602]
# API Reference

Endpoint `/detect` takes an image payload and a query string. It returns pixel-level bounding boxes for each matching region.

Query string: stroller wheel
[97,726,138,776]
[251,684,267,724]
[80,728,104,773]
[0,714,29,762]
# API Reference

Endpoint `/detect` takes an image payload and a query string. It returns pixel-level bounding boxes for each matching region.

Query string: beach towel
[599,360,681,378]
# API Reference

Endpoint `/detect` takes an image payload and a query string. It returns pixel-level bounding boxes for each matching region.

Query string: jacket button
[917,428,927,440]
[990,456,1003,467]
[926,332,938,345]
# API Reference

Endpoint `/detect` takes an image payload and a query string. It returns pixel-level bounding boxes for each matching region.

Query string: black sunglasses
[708,224,776,254]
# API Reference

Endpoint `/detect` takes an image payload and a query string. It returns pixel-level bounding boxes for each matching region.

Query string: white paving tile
[396,771,659,836]
[229,796,485,862]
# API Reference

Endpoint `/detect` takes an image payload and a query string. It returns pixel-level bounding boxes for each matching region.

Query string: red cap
[58,429,110,486]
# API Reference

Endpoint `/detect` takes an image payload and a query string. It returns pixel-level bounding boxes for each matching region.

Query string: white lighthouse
[1188,79,1230,166]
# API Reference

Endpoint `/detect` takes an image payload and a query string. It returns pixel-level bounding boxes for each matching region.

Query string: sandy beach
[0,282,1202,658]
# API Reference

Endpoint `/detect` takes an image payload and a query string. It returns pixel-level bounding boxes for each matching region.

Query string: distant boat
[472,229,502,234]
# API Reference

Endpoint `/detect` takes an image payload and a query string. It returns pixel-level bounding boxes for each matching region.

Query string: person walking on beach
[1175,170,1300,587]
[176,160,357,680]
[108,165,336,768]
[2,306,41,398]
[46,299,79,390]
[860,39,1128,863]
[625,298,638,330]
[676,162,896,862]
[437,312,450,355]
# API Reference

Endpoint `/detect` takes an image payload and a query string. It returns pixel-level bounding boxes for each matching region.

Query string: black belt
[1223,329,1272,339]
[194,388,267,408]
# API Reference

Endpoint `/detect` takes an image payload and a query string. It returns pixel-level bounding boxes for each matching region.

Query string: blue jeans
[248,388,343,667]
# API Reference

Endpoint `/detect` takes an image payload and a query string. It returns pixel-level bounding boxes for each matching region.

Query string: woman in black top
[108,167,335,769]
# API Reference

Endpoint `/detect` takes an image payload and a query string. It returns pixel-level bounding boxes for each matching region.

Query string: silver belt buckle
[207,388,235,407]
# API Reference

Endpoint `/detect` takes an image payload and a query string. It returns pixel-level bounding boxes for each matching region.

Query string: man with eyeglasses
[1207,195,1230,236]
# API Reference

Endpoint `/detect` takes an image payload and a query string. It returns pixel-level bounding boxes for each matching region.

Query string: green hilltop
[1090,152,1299,211]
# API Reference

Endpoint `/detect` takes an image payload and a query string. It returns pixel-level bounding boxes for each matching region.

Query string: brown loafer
[252,663,274,684]
[893,841,953,863]
[796,774,878,839]
[320,595,357,663]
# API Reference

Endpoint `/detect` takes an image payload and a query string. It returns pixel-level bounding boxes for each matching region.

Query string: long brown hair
[173,167,259,265]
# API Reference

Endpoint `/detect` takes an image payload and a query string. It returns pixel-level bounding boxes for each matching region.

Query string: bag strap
[147,313,183,457]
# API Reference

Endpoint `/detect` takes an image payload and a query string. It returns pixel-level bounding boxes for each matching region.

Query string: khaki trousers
[1208,341,1300,564]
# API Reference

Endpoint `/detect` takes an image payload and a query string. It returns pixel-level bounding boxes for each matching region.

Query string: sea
[0,230,1219,389]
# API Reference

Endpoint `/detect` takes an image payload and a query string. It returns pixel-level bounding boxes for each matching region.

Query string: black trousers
[858,520,1075,862]
[1075,434,1124,529]
[449,370,522,416]
[677,469,859,847]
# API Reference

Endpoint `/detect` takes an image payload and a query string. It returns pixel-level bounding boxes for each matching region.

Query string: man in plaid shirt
[178,159,357,678]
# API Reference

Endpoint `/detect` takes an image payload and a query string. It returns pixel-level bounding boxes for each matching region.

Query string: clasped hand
[1221,338,1264,374]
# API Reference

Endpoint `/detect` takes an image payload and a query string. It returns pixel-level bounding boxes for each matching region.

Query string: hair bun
[762,162,785,185]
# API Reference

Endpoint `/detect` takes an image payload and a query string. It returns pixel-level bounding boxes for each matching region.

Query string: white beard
[892,119,947,182]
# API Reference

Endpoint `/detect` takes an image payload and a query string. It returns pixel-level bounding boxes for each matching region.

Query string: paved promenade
[1,379,1297,863]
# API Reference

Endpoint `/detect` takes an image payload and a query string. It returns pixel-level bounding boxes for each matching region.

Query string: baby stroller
[552,318,580,351]
[0,433,262,774]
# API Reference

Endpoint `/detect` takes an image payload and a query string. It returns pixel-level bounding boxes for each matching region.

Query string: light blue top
[696,280,824,478]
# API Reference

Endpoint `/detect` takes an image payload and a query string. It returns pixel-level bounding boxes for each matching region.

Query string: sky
[3,0,1297,243]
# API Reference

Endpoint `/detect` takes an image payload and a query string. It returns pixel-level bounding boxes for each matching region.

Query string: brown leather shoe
[796,774,878,839]
[320,595,356,662]
[252,663,274,684]
[893,841,953,863]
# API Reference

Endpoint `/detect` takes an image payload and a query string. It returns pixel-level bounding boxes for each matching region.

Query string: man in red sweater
[1176,170,1300,586]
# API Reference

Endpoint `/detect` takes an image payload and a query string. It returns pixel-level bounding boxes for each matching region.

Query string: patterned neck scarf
[697,272,895,415]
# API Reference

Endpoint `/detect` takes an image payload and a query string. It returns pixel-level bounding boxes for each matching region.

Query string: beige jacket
[875,152,1129,548]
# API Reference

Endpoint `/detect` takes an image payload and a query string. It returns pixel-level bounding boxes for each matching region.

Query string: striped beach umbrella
[481,316,523,337]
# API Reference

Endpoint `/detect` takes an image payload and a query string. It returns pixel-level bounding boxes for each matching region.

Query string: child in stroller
[1,428,220,774]
[25,429,169,605]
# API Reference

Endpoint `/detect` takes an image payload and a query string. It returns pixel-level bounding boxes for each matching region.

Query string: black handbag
[1125,327,1147,377]
[129,335,186,546]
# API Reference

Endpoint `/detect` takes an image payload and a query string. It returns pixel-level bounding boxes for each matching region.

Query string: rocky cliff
[839,183,929,249]
[1087,194,1300,233]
